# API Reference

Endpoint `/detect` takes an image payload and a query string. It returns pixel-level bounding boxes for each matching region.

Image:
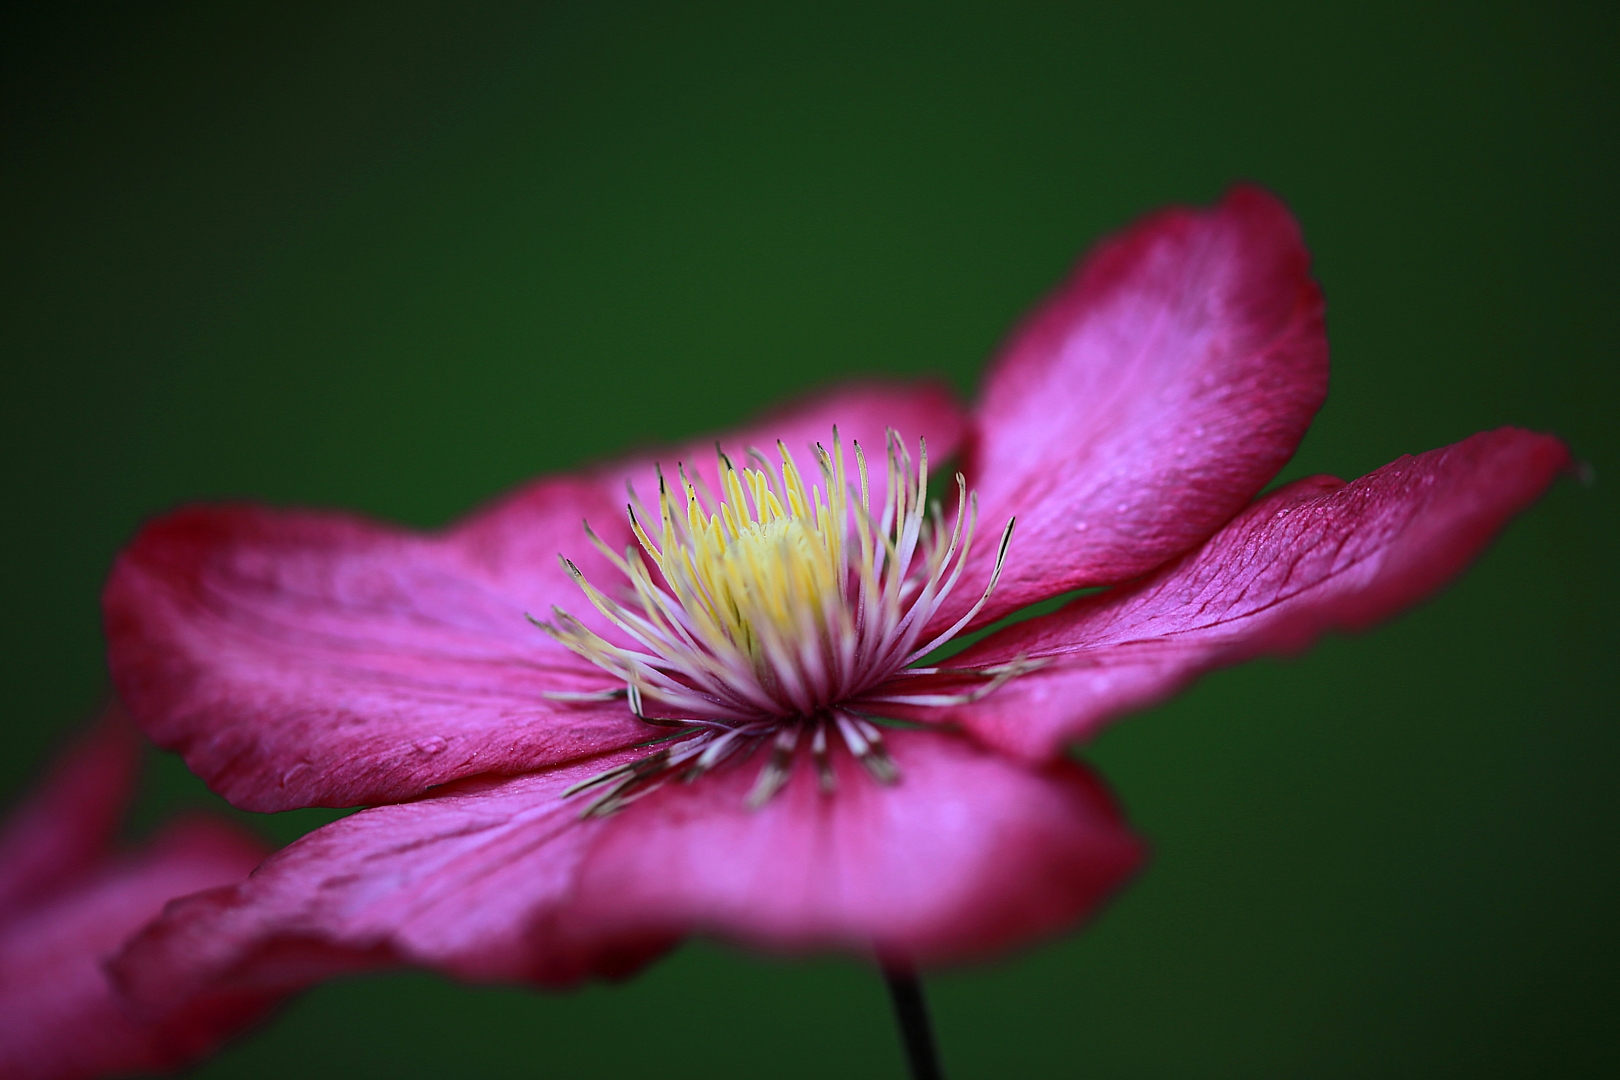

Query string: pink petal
[887,428,1570,761]
[946,185,1330,628]
[0,707,139,920]
[449,378,965,640]
[113,731,1140,1009]
[109,752,670,1010]
[0,817,270,1080]
[104,498,648,813]
[105,380,966,813]
[454,379,966,611]
[590,378,967,528]
[565,728,1143,967]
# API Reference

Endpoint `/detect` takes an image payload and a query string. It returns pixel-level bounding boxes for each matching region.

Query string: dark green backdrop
[3,2,1614,1076]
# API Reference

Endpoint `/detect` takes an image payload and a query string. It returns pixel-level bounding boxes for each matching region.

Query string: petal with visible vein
[890,428,1571,761]
[944,185,1330,629]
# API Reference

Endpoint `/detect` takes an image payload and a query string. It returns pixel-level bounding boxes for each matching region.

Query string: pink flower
[101,187,1568,1011]
[0,708,271,1080]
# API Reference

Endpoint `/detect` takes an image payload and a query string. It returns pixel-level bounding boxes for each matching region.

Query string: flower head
[101,187,1570,1011]
[0,707,272,1080]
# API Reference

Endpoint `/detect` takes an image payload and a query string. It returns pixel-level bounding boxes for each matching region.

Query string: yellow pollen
[539,428,1012,724]
[648,446,847,673]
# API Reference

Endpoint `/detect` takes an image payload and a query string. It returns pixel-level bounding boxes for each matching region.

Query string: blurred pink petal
[587,378,967,532]
[0,717,140,920]
[0,711,272,1080]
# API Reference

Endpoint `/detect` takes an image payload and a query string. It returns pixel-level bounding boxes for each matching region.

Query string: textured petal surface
[104,496,646,813]
[565,728,1142,966]
[113,730,1140,1010]
[109,753,647,1009]
[105,380,966,813]
[452,379,965,589]
[0,708,139,920]
[0,817,271,1080]
[887,428,1570,761]
[946,185,1330,628]
[595,378,967,526]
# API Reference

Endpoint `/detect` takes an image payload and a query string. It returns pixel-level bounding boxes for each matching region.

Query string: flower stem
[883,968,944,1080]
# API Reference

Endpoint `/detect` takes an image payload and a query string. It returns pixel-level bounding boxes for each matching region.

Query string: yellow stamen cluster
[539,428,1009,725]
[638,444,850,683]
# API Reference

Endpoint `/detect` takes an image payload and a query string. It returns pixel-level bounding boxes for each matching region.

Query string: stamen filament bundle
[540,429,1009,724]
[536,428,1014,810]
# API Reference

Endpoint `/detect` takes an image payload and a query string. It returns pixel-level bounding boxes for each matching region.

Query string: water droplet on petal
[414,735,448,755]
[279,762,309,787]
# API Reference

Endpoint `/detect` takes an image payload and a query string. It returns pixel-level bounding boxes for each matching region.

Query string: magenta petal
[442,378,964,636]
[565,728,1143,966]
[949,185,1330,627]
[455,379,964,568]
[113,733,1140,1006]
[895,428,1571,762]
[105,380,967,813]
[454,379,966,557]
[109,754,659,1010]
[599,379,967,523]
[0,817,270,1080]
[105,499,650,812]
[0,708,139,920]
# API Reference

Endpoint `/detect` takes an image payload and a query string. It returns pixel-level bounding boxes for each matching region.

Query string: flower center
[536,428,1014,813]
[657,460,850,692]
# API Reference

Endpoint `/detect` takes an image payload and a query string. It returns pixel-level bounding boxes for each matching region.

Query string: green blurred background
[3,2,1614,1076]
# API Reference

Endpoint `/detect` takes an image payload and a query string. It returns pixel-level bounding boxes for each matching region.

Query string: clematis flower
[101,187,1568,1026]
[0,707,272,1080]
